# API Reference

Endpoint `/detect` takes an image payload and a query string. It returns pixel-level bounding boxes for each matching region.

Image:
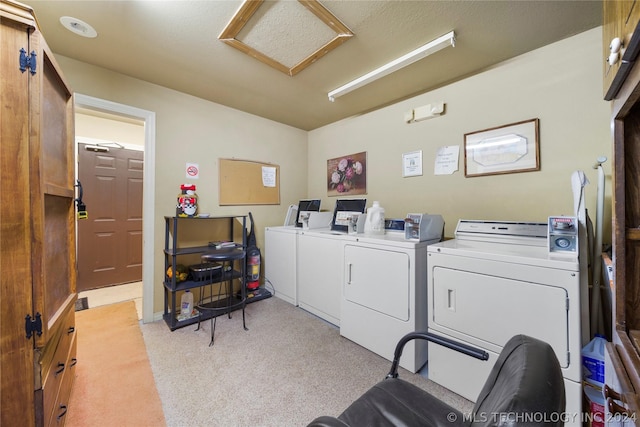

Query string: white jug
[582,335,606,388]
[179,289,194,321]
[364,201,385,235]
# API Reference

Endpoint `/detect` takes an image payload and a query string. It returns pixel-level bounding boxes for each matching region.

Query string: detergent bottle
[582,334,606,388]
[364,201,385,235]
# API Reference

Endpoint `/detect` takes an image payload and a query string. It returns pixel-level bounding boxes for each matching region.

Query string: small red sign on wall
[186,163,199,179]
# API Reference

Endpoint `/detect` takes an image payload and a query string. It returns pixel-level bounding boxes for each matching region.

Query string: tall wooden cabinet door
[612,93,640,333]
[29,31,77,351]
[0,7,38,426]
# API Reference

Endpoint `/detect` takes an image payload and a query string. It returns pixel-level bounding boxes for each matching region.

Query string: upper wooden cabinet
[0,0,77,425]
[604,0,640,421]
[603,0,640,100]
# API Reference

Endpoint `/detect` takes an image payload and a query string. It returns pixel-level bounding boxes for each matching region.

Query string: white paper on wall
[434,146,459,175]
[262,166,276,187]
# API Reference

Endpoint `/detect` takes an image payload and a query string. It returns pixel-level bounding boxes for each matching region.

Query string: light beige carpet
[66,301,166,427]
[140,296,473,426]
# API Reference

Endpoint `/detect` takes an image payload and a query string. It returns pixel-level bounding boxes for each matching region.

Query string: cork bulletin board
[219,158,280,205]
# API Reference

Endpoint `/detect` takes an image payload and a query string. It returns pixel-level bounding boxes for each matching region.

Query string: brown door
[77,143,144,292]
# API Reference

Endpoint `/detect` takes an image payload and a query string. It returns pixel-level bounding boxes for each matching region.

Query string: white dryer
[427,220,588,426]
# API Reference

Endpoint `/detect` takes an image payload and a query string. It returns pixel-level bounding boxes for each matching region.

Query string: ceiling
[26,0,603,131]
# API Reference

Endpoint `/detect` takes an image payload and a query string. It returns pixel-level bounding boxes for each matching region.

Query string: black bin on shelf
[189,262,223,281]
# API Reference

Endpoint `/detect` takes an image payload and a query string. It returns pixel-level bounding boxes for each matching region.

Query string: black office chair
[307,333,565,427]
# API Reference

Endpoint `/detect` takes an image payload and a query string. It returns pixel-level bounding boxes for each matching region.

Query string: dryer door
[432,266,570,367]
[344,245,410,321]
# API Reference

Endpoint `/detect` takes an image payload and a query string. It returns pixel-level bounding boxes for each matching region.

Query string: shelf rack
[163,215,247,331]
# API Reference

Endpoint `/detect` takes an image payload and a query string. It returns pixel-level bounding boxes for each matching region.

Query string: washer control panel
[548,216,578,254]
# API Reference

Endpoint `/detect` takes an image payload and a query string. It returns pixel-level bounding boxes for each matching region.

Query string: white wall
[56,55,308,313]
[76,112,145,148]
[55,27,612,315]
[309,27,612,238]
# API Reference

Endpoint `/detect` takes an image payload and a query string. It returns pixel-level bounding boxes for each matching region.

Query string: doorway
[74,93,156,323]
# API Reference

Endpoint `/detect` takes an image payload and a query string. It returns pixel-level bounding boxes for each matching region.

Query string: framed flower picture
[327,152,367,196]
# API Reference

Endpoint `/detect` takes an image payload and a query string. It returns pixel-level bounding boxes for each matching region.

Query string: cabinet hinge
[19,48,37,75]
[25,313,42,339]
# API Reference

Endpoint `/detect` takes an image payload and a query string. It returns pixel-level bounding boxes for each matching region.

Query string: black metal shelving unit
[163,215,247,331]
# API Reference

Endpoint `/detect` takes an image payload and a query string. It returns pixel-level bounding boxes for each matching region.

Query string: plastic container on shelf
[176,183,198,217]
[179,289,194,321]
[189,262,222,281]
[364,201,385,235]
[582,334,606,388]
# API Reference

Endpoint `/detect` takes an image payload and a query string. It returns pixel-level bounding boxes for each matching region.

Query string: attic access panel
[219,0,353,76]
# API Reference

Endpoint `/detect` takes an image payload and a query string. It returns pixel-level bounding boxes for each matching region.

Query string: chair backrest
[471,335,566,427]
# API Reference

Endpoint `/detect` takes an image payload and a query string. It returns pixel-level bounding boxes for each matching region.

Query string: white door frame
[74,93,156,324]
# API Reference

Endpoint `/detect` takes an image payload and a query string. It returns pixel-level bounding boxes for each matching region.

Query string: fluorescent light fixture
[328,31,455,102]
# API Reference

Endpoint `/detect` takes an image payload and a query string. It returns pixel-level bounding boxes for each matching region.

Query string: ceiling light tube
[328,30,455,102]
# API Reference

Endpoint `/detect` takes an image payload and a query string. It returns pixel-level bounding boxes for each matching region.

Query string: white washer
[427,220,588,426]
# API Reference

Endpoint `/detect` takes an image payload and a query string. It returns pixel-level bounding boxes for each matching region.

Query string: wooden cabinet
[0,1,77,425]
[605,1,640,421]
[605,341,638,426]
[603,0,640,100]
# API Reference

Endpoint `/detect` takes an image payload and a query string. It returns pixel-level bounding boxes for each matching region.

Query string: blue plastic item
[582,335,606,388]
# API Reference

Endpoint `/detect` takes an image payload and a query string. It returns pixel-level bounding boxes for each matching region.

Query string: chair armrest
[386,331,489,379]
[307,416,351,427]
